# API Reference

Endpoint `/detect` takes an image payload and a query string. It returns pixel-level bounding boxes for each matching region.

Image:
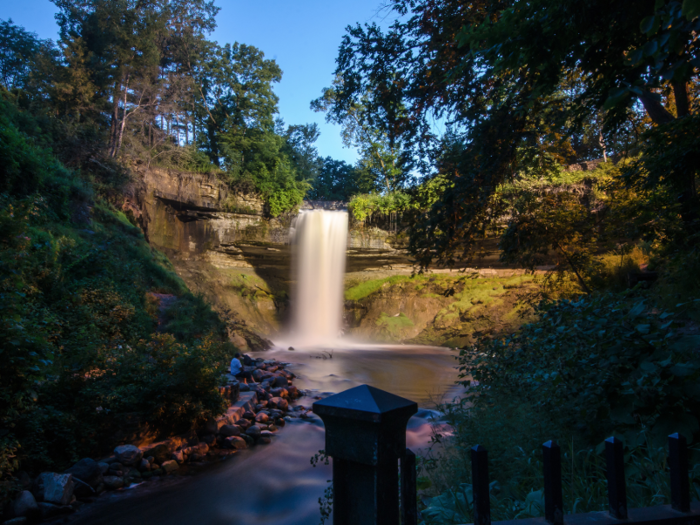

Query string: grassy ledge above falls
[343,272,539,346]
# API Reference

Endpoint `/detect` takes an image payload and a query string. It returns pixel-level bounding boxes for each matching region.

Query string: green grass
[345,274,413,301]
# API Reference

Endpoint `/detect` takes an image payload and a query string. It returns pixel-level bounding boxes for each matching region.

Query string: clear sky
[2,0,398,164]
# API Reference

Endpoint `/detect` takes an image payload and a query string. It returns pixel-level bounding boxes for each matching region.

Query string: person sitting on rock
[230,353,253,382]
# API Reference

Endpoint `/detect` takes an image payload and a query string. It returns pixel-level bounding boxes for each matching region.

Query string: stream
[64,343,463,525]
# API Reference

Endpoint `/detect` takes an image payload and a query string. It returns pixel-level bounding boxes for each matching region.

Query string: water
[65,344,462,525]
[290,210,348,346]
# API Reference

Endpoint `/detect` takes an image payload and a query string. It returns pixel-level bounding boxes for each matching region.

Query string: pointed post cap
[313,384,418,423]
[313,385,418,464]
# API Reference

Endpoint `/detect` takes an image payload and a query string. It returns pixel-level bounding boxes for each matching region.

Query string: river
[63,343,462,525]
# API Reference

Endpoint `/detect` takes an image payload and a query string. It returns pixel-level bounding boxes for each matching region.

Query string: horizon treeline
[0,2,370,215]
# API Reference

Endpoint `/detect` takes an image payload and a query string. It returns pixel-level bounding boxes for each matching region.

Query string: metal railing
[313,385,700,525]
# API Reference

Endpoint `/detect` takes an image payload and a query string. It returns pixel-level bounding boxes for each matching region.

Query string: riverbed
[63,344,462,525]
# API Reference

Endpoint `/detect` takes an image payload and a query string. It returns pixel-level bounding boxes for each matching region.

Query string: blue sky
[3,0,398,164]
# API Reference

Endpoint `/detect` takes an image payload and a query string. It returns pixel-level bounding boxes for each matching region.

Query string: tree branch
[638,90,675,125]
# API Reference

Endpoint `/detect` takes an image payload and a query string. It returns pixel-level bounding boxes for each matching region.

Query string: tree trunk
[672,80,690,118]
[109,82,122,157]
[115,72,131,158]
[638,90,675,125]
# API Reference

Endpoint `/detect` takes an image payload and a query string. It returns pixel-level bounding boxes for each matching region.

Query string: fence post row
[313,384,417,525]
[316,385,696,525]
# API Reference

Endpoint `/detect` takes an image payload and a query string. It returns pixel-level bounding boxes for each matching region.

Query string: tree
[308,157,363,201]
[327,0,700,266]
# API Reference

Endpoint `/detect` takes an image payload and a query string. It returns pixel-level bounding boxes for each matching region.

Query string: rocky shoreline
[2,356,313,524]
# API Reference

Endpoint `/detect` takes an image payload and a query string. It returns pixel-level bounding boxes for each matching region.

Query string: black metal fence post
[471,445,491,525]
[542,440,564,525]
[402,448,418,525]
[605,436,628,519]
[313,384,418,525]
[669,432,690,513]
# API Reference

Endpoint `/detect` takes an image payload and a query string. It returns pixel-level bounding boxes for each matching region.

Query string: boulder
[138,459,151,472]
[65,458,103,496]
[254,412,269,424]
[268,397,289,411]
[236,419,251,430]
[272,375,288,388]
[275,418,286,428]
[258,436,272,445]
[97,462,110,474]
[219,425,241,437]
[14,491,40,519]
[102,476,124,490]
[143,443,170,465]
[114,445,143,466]
[245,425,261,438]
[172,451,185,464]
[243,410,256,420]
[38,473,74,505]
[161,460,179,474]
[16,471,32,490]
[225,436,247,450]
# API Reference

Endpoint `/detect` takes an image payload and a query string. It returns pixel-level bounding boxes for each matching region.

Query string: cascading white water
[290,210,348,346]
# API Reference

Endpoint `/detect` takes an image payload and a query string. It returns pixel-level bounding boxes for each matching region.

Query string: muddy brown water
[63,344,462,525]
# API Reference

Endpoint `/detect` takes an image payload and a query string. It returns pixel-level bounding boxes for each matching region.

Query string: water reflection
[66,345,462,525]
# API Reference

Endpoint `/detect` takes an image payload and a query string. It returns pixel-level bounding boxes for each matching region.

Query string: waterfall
[290,210,348,346]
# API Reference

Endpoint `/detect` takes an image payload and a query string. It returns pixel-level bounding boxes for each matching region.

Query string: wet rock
[241,434,254,446]
[114,445,143,466]
[38,501,73,519]
[97,462,110,475]
[138,459,151,472]
[161,460,179,474]
[102,476,124,490]
[245,425,261,438]
[219,425,241,437]
[66,458,103,496]
[254,412,269,424]
[243,410,256,420]
[269,409,283,419]
[268,397,288,411]
[126,469,141,480]
[236,419,251,430]
[287,386,300,398]
[225,436,247,450]
[14,491,39,519]
[272,375,288,388]
[37,473,74,505]
[275,418,286,427]
[143,444,170,465]
[258,436,272,445]
[268,424,278,432]
[172,451,185,464]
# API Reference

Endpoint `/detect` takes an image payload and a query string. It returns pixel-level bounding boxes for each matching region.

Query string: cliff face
[127,167,415,348]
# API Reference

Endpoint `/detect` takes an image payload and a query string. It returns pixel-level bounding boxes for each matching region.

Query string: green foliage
[344,274,411,301]
[348,191,412,222]
[0,98,233,490]
[460,292,700,447]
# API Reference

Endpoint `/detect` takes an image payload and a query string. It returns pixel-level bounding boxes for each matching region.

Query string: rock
[287,386,300,398]
[260,430,275,438]
[3,518,27,525]
[138,459,151,472]
[275,418,286,427]
[243,410,256,420]
[14,491,39,519]
[272,375,288,388]
[65,458,103,496]
[245,425,261,438]
[268,424,278,432]
[252,369,265,382]
[254,412,269,424]
[269,409,283,419]
[161,460,179,474]
[38,473,74,506]
[146,456,155,465]
[268,397,289,411]
[97,462,110,474]
[258,437,272,445]
[236,419,251,430]
[143,443,170,465]
[114,445,143,466]
[239,383,250,392]
[38,501,73,519]
[241,434,254,446]
[225,436,247,450]
[172,451,185,464]
[126,469,141,480]
[202,434,216,446]
[102,476,124,490]
[219,425,241,437]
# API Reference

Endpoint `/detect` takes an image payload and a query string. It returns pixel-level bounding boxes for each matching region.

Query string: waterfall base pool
[64,344,463,525]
